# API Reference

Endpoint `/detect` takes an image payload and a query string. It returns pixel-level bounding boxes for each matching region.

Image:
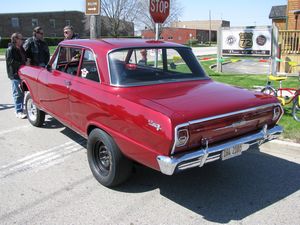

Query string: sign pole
[90,15,97,39]
[217,27,223,72]
[85,0,100,39]
[155,23,159,40]
[155,23,159,67]
[271,24,278,75]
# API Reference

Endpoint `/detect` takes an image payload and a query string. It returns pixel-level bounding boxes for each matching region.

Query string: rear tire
[87,128,132,187]
[292,97,300,122]
[25,92,45,127]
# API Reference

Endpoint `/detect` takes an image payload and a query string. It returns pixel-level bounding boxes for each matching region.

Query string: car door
[68,48,101,133]
[45,46,83,124]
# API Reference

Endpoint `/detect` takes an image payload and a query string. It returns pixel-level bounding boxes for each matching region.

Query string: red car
[19,39,283,187]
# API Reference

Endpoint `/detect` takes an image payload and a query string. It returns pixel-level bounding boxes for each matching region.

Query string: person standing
[5,33,27,119]
[63,25,78,40]
[23,26,50,67]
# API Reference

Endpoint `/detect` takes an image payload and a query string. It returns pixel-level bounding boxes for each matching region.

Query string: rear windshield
[108,47,209,86]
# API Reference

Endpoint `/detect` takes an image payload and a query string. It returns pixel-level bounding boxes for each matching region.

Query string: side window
[80,50,100,82]
[55,47,82,76]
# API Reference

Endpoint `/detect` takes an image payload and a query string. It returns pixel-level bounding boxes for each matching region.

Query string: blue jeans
[11,79,24,113]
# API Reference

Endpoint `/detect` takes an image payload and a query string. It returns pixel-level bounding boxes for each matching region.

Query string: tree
[101,0,142,37]
[136,0,183,34]
[100,0,183,37]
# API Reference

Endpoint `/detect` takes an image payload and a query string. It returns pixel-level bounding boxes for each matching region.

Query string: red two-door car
[19,39,283,187]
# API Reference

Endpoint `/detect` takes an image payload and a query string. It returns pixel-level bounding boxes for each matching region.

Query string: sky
[0,0,288,27]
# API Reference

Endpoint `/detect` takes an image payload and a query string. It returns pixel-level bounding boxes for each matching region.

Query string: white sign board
[221,26,272,56]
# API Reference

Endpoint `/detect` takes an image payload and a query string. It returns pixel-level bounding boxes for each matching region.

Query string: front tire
[25,92,45,127]
[292,96,300,122]
[87,128,132,187]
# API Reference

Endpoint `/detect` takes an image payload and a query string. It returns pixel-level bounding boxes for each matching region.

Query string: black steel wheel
[87,128,132,187]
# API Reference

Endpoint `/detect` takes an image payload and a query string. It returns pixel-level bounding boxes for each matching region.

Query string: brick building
[269,0,300,30]
[142,27,217,45]
[269,0,300,73]
[0,11,134,38]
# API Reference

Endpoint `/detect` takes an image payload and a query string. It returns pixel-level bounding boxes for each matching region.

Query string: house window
[65,20,71,26]
[32,18,38,27]
[50,19,56,29]
[11,18,19,28]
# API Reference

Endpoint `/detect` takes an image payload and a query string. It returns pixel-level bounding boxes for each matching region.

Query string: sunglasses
[36,32,44,35]
[64,31,71,34]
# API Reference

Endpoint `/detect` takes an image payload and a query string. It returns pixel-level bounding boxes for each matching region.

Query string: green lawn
[0,46,57,55]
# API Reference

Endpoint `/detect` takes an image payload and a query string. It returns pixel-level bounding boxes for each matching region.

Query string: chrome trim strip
[171,103,282,155]
[158,125,283,175]
[189,103,281,125]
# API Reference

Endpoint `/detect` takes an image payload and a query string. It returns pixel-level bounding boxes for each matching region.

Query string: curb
[260,139,300,157]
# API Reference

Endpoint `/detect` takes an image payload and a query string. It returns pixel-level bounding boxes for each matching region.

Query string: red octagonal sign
[149,0,170,23]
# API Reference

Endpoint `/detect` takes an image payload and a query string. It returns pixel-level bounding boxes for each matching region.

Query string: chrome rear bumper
[157,125,283,175]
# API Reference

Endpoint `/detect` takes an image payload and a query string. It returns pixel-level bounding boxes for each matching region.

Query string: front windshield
[108,47,209,86]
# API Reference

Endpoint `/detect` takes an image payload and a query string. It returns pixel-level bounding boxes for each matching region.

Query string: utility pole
[90,15,97,39]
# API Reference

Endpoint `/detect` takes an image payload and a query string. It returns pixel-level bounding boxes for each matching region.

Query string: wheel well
[87,125,102,136]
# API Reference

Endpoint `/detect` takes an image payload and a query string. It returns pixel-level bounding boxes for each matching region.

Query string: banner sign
[222,26,272,56]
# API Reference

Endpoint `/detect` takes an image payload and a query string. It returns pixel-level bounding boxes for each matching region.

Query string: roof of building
[269,5,287,19]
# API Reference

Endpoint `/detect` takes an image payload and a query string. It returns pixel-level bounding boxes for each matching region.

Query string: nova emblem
[148,120,161,131]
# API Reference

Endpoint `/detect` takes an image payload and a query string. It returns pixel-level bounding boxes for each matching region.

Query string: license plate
[221,144,243,161]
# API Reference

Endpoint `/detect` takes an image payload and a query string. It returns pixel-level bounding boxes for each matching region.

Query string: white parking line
[0,139,86,179]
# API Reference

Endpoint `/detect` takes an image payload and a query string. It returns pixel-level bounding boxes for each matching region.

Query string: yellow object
[277,97,286,105]
[231,59,239,63]
[173,56,181,63]
[298,95,300,106]
[288,61,298,67]
[268,75,287,81]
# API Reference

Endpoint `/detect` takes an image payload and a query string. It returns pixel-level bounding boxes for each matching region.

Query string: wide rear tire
[87,128,132,187]
[25,92,45,127]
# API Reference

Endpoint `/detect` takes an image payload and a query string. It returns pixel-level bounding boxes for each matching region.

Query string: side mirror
[46,64,52,72]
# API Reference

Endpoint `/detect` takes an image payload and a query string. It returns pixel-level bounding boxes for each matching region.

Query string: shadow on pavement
[116,147,300,223]
[0,103,14,111]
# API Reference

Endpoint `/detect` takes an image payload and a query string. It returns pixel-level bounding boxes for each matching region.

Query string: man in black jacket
[6,32,27,119]
[23,26,50,67]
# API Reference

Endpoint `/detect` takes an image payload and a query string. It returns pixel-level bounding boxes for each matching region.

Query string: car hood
[118,79,278,124]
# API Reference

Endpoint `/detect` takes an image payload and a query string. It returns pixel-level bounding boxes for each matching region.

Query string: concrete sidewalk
[260,139,300,161]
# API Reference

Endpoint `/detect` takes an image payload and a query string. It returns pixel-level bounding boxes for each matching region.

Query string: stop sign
[149,0,170,23]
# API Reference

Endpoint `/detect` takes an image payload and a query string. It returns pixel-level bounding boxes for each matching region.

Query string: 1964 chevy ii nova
[19,39,283,187]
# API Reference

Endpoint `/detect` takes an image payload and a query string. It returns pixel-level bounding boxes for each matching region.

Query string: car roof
[60,38,187,52]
